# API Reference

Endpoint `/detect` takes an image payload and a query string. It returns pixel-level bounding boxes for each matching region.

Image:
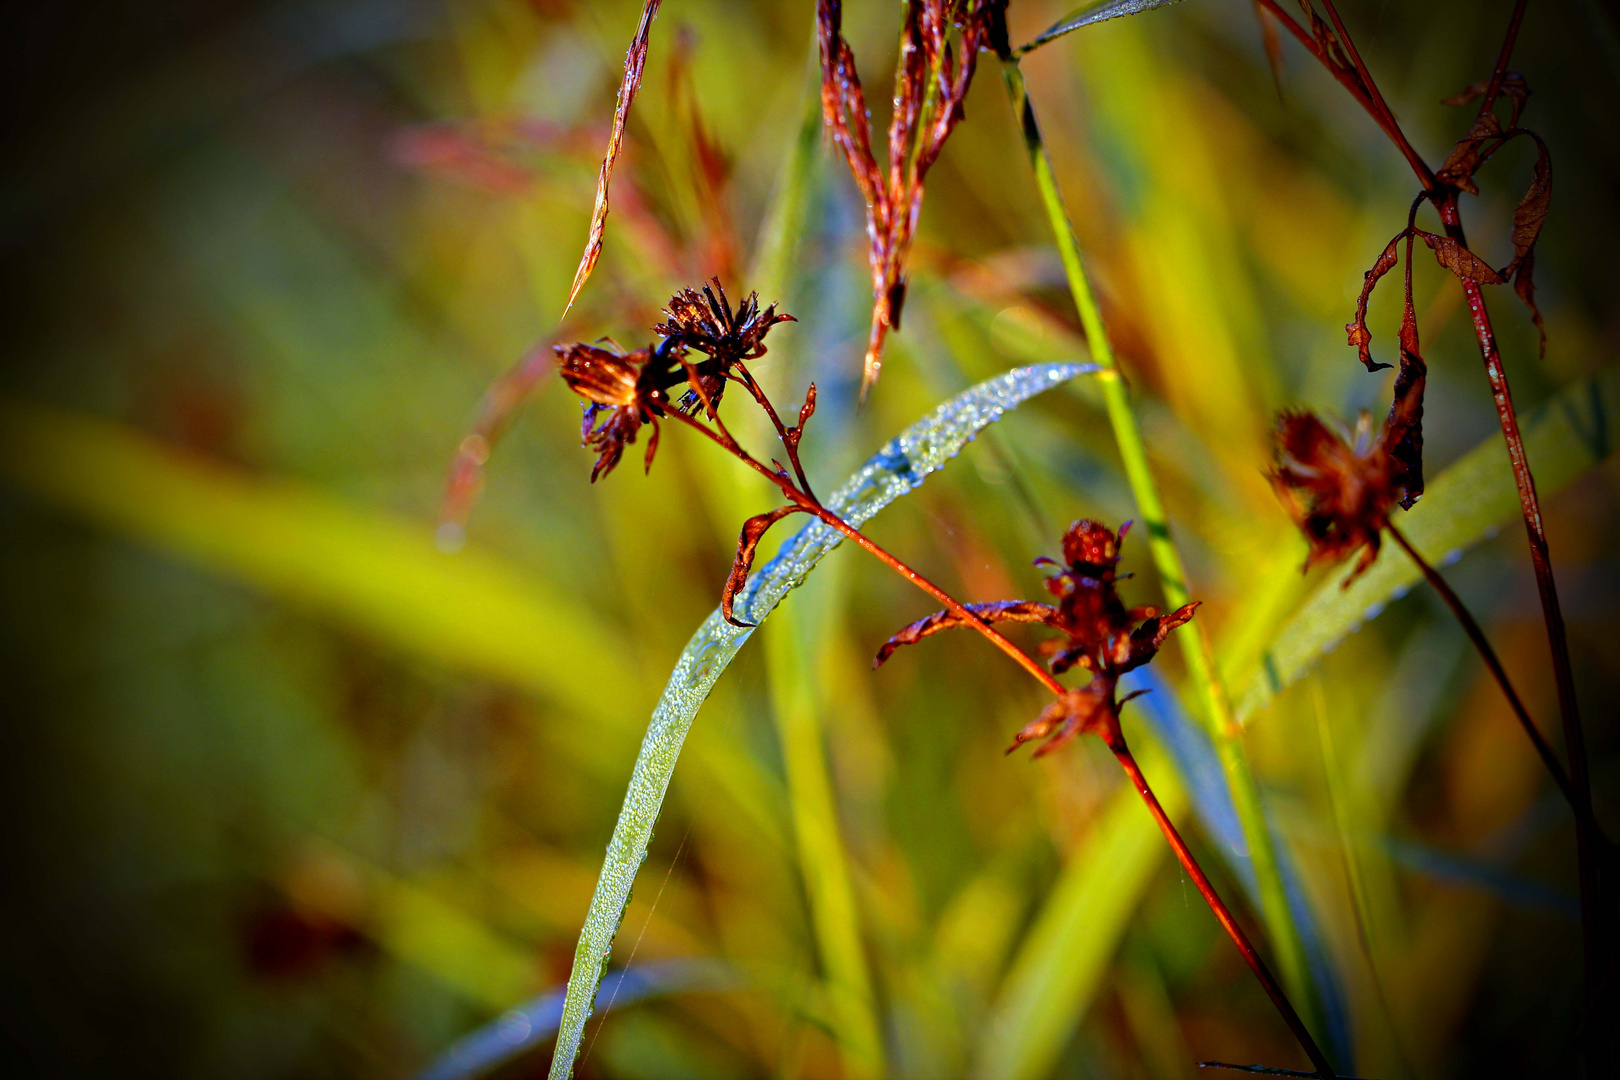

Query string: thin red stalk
[1386,524,1577,812]
[731,363,816,499]
[1112,742,1335,1079]
[1251,0,1435,187]
[1474,0,1529,121]
[1316,3,1404,150]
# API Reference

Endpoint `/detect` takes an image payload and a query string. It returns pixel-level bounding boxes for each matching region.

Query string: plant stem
[1000,57,1319,1027]
[1251,0,1602,1016]
[1385,523,1577,811]
[1111,740,1335,1079]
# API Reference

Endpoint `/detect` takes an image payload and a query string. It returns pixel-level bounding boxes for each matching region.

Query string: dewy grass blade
[1000,58,1318,1031]
[1016,0,1188,57]
[545,362,1096,1079]
[1235,361,1620,723]
[419,961,738,1080]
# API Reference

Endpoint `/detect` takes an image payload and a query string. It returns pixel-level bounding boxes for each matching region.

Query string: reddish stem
[1112,740,1335,1079]
[1258,0,1602,1015]
[732,361,817,500]
[1386,524,1577,812]
[670,392,1332,1073]
[1474,0,1529,122]
[1251,0,1435,187]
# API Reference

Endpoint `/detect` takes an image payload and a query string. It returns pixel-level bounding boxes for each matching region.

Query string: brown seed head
[1269,410,1401,584]
[555,341,677,481]
[653,278,794,411]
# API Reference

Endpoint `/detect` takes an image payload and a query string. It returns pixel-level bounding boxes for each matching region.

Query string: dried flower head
[875,519,1198,756]
[1269,409,1402,583]
[654,278,795,410]
[556,340,681,481]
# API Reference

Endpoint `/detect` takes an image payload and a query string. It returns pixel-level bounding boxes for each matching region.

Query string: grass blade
[765,593,885,1078]
[1001,57,1316,1027]
[1016,0,1189,57]
[972,742,1186,1080]
[0,399,634,716]
[545,362,1096,1078]
[1233,362,1620,723]
[420,960,738,1080]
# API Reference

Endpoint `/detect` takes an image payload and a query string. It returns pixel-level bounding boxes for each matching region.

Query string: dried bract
[817,0,1009,399]
[876,520,1197,756]
[1269,409,1402,584]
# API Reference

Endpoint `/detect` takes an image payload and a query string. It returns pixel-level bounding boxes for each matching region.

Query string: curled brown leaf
[1500,133,1553,356]
[723,505,809,627]
[564,0,662,317]
[1346,230,1406,371]
[1441,70,1531,128]
[1387,247,1427,508]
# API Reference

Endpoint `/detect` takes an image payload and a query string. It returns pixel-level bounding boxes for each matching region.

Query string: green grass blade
[748,60,823,305]
[972,743,1186,1080]
[0,399,633,715]
[545,362,1097,1079]
[1016,0,1188,57]
[1234,362,1620,723]
[1001,58,1316,1026]
[765,594,885,1079]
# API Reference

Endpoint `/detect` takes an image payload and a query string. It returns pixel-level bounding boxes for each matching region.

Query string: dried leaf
[1506,134,1551,356]
[873,600,1057,667]
[1387,234,1427,508]
[1345,230,1405,371]
[1417,230,1506,286]
[1512,249,1547,358]
[564,0,662,317]
[1437,111,1503,195]
[1123,601,1201,669]
[1509,135,1552,262]
[1441,70,1531,127]
[722,506,808,627]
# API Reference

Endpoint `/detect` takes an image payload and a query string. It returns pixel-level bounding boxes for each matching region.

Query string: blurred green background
[1,1,1616,1077]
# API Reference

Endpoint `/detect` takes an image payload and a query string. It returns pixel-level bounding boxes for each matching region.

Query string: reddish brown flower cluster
[1268,409,1403,584]
[555,278,794,481]
[653,281,794,411]
[876,520,1198,756]
[817,0,1009,399]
